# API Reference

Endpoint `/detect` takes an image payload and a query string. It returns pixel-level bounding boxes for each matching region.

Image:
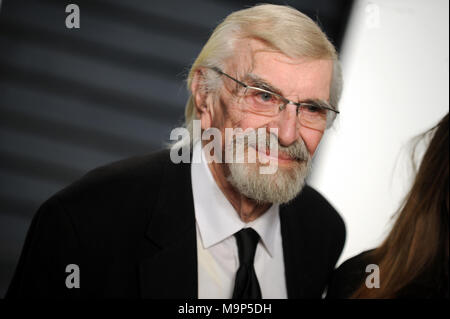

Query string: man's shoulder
[43,149,174,226]
[60,149,170,195]
[281,185,346,259]
[288,185,345,231]
[75,149,171,187]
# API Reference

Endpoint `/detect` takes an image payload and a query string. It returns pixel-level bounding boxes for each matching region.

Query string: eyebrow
[303,98,335,110]
[245,73,335,110]
[245,73,284,96]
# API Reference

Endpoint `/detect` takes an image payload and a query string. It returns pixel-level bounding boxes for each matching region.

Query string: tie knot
[234,228,260,265]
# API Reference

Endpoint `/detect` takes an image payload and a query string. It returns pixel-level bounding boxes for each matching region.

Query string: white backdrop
[309,0,449,266]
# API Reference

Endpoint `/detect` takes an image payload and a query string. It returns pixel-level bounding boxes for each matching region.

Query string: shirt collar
[191,141,280,257]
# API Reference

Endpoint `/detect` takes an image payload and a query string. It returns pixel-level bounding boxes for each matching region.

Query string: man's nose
[276,103,299,146]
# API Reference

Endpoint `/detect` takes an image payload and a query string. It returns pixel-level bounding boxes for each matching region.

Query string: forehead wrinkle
[227,40,255,79]
[230,47,332,106]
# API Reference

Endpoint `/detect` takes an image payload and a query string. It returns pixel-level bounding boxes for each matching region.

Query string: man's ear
[191,68,214,130]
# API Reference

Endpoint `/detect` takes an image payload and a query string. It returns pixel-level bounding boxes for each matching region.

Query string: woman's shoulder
[326,249,375,299]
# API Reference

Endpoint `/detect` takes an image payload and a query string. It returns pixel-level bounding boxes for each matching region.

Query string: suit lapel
[280,186,318,299]
[137,154,322,299]
[280,203,303,298]
[138,156,198,299]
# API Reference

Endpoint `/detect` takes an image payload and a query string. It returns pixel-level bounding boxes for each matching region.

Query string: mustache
[237,131,310,162]
[277,138,310,162]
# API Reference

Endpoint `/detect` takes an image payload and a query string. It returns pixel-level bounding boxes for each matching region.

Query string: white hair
[179,3,343,147]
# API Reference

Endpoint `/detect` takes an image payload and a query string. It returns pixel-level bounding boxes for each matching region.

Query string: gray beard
[226,135,312,204]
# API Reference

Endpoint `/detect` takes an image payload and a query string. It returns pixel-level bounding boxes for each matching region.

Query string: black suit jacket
[6,149,345,298]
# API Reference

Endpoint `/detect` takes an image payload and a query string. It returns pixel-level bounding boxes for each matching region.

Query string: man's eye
[257,92,273,102]
[304,104,321,113]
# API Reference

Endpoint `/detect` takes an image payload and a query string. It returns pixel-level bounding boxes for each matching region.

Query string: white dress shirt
[191,141,287,299]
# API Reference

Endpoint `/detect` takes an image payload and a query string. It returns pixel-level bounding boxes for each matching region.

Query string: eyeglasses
[210,67,339,130]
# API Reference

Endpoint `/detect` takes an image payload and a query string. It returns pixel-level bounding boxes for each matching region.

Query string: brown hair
[353,113,449,298]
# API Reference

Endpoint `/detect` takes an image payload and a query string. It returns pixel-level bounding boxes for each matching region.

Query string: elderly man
[7,4,345,299]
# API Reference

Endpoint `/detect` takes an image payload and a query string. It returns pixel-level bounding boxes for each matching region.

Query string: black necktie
[232,228,262,299]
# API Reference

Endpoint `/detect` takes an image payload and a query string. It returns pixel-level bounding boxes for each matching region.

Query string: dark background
[0,0,353,297]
